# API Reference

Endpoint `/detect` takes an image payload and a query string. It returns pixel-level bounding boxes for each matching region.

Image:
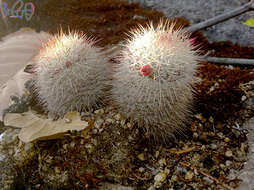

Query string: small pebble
[154,172,167,183]
[241,95,247,102]
[94,109,104,115]
[91,139,98,146]
[85,144,92,149]
[208,116,214,123]
[176,166,187,173]
[195,113,206,123]
[105,118,114,123]
[120,119,126,126]
[158,158,167,166]
[127,122,133,128]
[138,153,145,161]
[63,144,68,150]
[171,175,178,181]
[155,151,160,158]
[24,143,33,152]
[92,128,98,134]
[185,170,194,180]
[224,137,230,143]
[217,132,224,138]
[55,167,61,174]
[81,112,90,117]
[209,86,215,92]
[240,143,245,152]
[70,141,75,148]
[210,144,217,150]
[94,119,104,128]
[114,113,121,121]
[203,176,213,184]
[139,167,145,173]
[220,164,225,169]
[147,186,155,190]
[193,132,198,139]
[226,160,232,167]
[225,150,233,157]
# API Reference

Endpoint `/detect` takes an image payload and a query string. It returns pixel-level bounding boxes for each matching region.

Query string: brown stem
[187,0,254,32]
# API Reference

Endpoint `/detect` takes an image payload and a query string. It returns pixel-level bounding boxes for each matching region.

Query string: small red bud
[140,64,153,76]
[65,61,72,68]
[189,38,196,46]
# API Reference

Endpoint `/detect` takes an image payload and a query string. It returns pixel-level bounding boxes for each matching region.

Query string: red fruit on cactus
[65,61,72,68]
[189,38,196,46]
[140,64,153,76]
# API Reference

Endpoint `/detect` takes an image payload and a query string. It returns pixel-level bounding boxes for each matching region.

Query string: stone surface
[127,0,254,47]
[235,118,254,190]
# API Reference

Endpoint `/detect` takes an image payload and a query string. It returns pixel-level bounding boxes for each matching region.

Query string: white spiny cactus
[111,21,200,140]
[34,31,110,117]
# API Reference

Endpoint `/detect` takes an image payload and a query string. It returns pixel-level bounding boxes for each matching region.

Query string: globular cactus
[111,21,200,140]
[33,31,110,117]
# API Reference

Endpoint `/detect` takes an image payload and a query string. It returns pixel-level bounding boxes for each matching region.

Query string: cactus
[33,31,110,117]
[111,21,200,140]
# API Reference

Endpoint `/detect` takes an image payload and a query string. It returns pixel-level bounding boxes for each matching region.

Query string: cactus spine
[34,31,110,117]
[111,21,200,140]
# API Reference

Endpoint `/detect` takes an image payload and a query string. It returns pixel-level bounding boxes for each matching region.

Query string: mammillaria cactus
[33,31,110,117]
[111,21,200,140]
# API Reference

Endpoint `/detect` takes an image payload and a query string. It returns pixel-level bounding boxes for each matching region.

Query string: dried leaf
[242,18,254,28]
[4,111,90,143]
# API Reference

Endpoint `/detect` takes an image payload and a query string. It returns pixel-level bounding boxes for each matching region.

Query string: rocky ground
[1,0,254,189]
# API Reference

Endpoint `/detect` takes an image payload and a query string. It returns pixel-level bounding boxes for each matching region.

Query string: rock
[94,109,105,115]
[225,150,233,158]
[154,171,167,188]
[128,0,254,47]
[114,113,121,121]
[158,158,167,166]
[185,170,194,180]
[137,153,145,161]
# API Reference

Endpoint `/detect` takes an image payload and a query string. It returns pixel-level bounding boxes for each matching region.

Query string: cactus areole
[112,21,200,141]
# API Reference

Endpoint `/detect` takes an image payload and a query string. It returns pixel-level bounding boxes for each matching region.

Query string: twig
[180,162,236,190]
[167,146,197,154]
[187,0,254,32]
[206,57,254,66]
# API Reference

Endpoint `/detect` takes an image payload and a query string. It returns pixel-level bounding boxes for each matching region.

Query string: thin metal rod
[187,0,254,33]
[206,57,254,66]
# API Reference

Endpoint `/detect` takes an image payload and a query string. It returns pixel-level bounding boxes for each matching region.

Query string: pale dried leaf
[4,111,90,143]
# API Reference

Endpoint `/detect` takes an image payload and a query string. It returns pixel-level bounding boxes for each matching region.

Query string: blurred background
[1,0,254,46]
